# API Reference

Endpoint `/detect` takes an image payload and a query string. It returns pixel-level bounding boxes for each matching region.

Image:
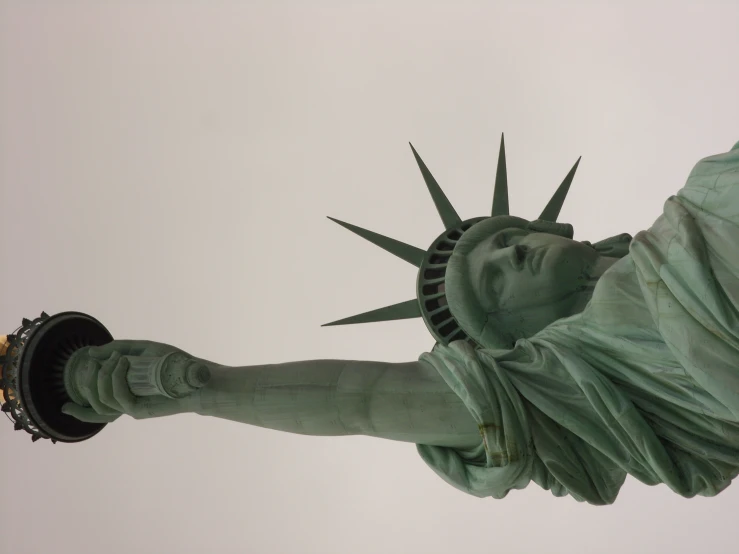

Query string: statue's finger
[84,357,119,416]
[98,356,123,412]
[61,403,119,423]
[86,342,121,359]
[111,356,138,414]
[88,340,155,360]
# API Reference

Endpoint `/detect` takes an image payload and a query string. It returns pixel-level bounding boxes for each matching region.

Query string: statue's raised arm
[4,137,739,506]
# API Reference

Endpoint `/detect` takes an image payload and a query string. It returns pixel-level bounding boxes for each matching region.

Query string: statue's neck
[486,254,623,346]
[569,255,619,314]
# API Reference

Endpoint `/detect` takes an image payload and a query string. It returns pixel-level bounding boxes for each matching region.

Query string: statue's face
[465,227,601,339]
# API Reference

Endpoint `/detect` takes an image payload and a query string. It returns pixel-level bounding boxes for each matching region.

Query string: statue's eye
[495,229,526,250]
[498,231,515,248]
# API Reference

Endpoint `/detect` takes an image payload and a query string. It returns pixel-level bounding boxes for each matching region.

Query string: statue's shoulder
[688,142,739,178]
[678,143,739,219]
[425,339,520,366]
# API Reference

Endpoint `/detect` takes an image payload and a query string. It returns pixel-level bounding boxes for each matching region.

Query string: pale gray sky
[2,2,738,553]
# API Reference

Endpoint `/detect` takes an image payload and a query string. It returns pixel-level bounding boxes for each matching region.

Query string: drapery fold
[417,142,739,504]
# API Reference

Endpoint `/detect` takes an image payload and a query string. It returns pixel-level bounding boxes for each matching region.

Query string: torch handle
[124,353,210,398]
[64,349,211,406]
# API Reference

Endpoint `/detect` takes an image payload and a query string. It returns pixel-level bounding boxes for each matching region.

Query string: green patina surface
[63,138,739,505]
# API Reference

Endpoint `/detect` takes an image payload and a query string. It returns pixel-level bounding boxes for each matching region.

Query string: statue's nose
[510,245,527,271]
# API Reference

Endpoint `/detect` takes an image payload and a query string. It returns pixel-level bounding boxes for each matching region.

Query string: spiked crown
[323,134,582,348]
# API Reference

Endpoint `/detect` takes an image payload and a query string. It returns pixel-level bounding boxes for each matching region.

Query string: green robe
[417,141,739,505]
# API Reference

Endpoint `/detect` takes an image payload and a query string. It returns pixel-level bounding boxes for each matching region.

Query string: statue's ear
[527,220,574,239]
[589,233,633,258]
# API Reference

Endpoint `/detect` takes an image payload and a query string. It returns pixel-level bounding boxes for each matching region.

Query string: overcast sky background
[2,2,739,553]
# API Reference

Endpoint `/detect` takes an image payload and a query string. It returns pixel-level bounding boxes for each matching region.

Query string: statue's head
[324,135,631,349]
[444,216,612,348]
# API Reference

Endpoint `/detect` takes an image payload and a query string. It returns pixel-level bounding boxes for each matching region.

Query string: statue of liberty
[3,136,739,505]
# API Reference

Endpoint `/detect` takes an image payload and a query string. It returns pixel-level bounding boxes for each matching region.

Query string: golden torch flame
[1,335,9,403]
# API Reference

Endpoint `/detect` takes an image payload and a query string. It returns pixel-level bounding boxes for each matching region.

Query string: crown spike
[491,133,509,216]
[538,157,581,222]
[322,298,422,327]
[327,217,425,267]
[409,143,462,230]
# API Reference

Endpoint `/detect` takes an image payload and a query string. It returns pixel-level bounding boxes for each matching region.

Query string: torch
[1,311,210,443]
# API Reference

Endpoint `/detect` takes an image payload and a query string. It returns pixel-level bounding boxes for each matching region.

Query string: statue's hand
[61,340,203,423]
